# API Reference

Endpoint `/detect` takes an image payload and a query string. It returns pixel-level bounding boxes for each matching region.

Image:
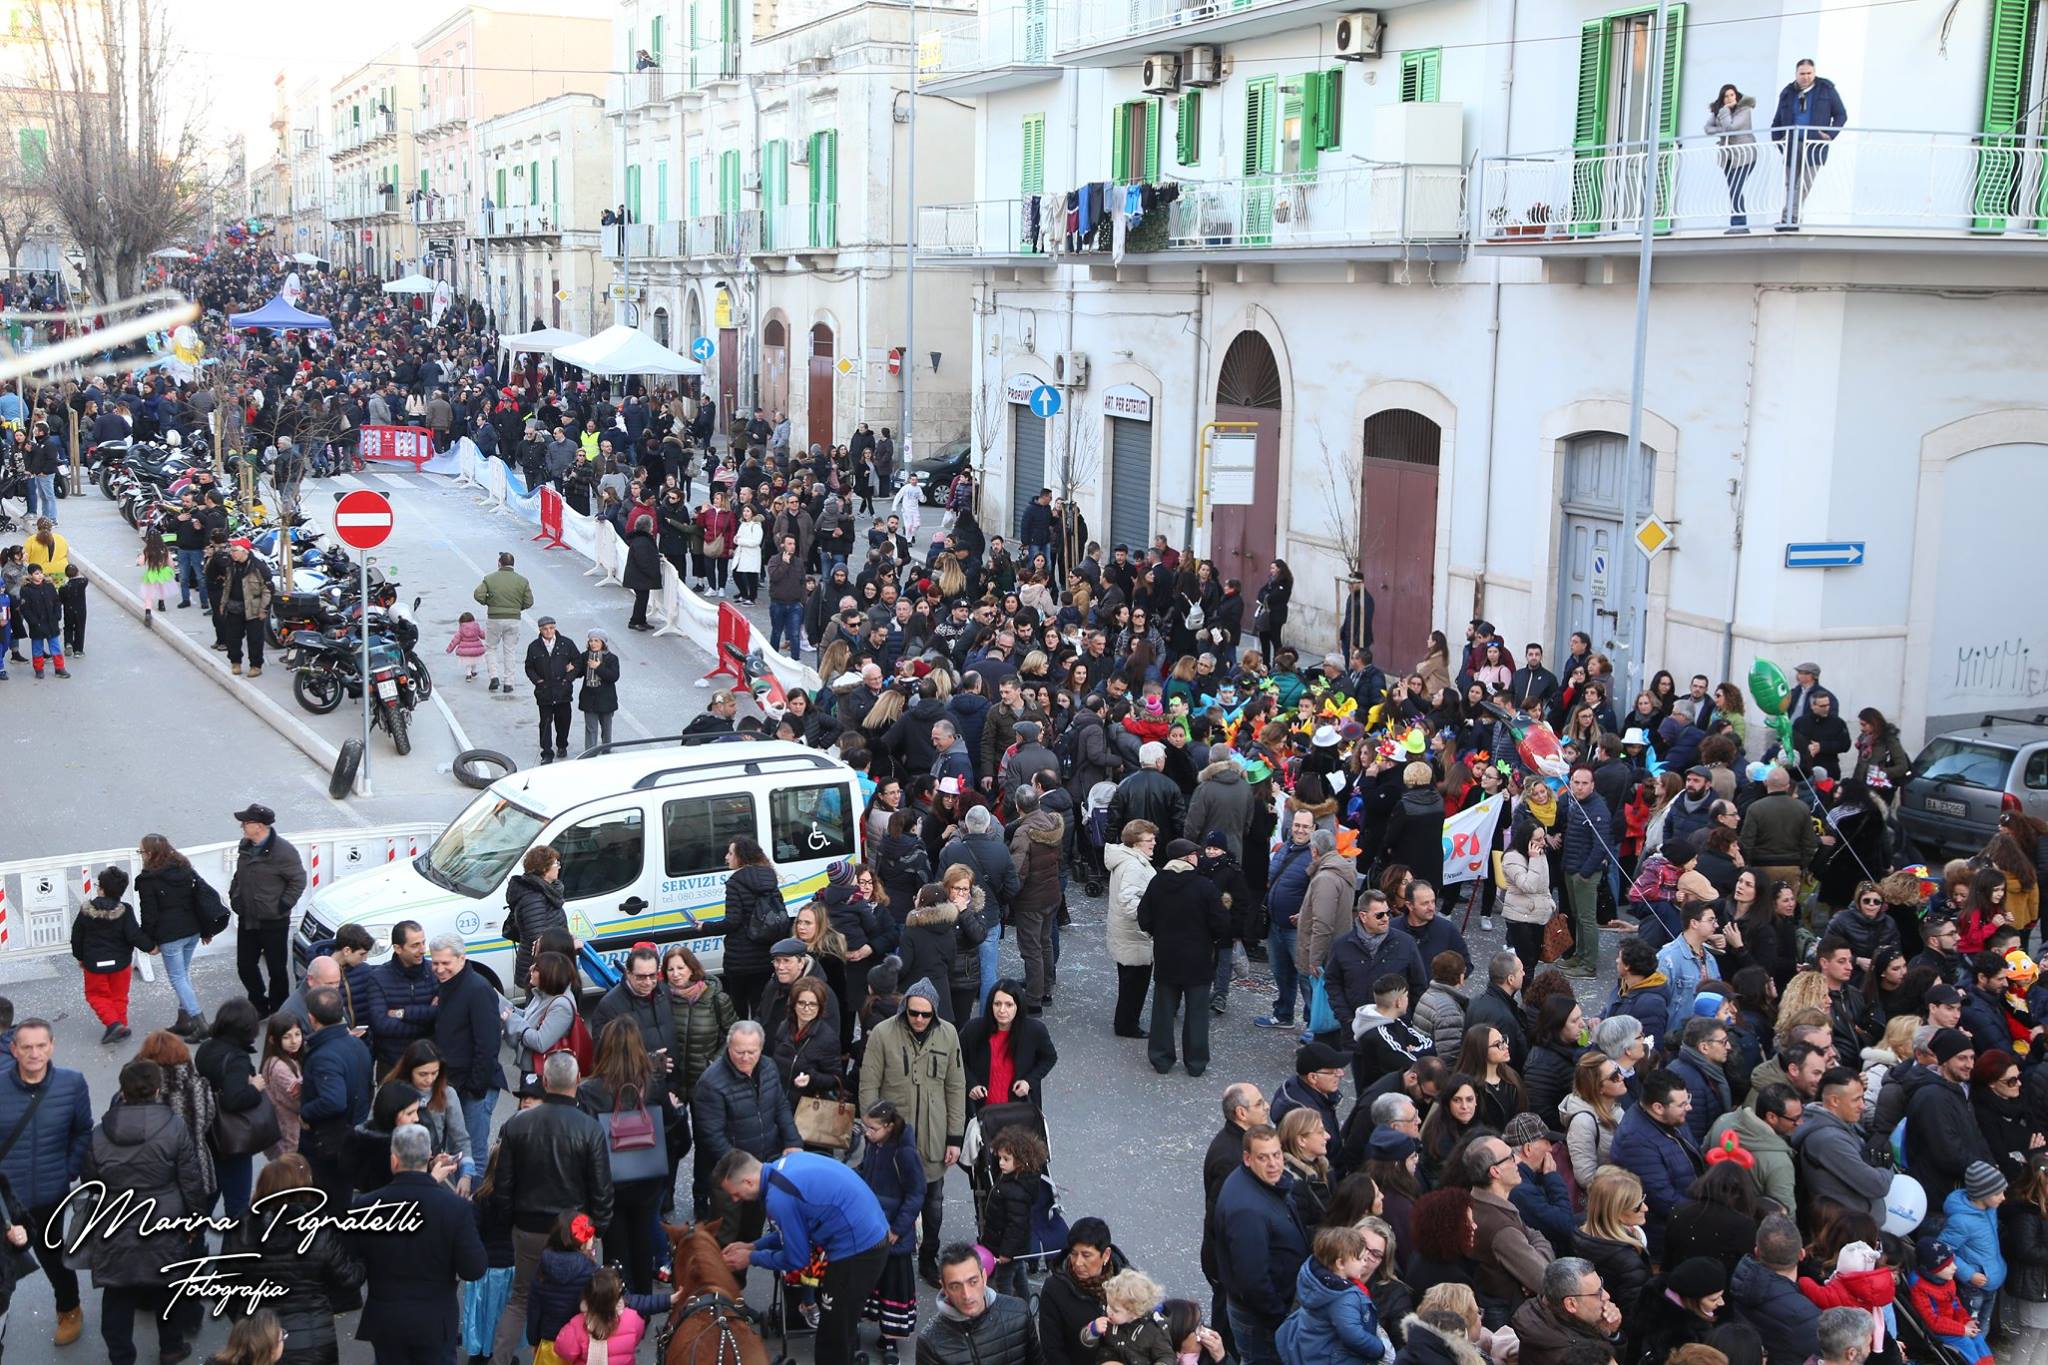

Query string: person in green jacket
[472,552,535,693]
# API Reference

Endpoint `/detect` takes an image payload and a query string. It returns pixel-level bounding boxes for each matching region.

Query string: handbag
[192,876,231,937]
[1307,977,1340,1036]
[599,1085,666,1183]
[211,1092,283,1157]
[794,1095,857,1150]
[704,531,728,557]
[1540,911,1573,964]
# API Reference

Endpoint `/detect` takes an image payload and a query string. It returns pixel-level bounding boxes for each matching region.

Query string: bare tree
[1053,410,1100,572]
[30,0,214,303]
[1304,414,1368,641]
[0,138,51,269]
[969,379,1003,523]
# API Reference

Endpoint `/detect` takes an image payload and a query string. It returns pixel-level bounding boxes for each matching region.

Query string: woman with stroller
[960,980,1058,1116]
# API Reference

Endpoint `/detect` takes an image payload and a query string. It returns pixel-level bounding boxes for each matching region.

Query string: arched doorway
[1359,410,1442,665]
[1556,432,1653,660]
[761,318,790,423]
[808,322,835,451]
[1211,331,1284,581]
[653,307,671,348]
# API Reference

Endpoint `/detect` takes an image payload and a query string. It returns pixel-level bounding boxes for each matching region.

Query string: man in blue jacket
[360,920,440,1069]
[1322,894,1426,1038]
[0,1018,93,1346]
[1211,1125,1308,1365]
[1608,1069,1703,1262]
[431,935,508,1156]
[1392,881,1469,974]
[298,987,373,1210]
[1772,60,1848,229]
[1257,810,1317,1031]
[1559,768,1612,979]
[717,1149,892,1365]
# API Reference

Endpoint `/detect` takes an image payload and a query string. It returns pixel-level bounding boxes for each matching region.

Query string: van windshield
[419,795,547,897]
[1913,737,2014,791]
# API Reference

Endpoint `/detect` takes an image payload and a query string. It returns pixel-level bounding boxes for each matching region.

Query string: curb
[66,543,345,780]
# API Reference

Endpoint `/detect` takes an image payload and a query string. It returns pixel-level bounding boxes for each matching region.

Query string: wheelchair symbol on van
[806,823,830,852]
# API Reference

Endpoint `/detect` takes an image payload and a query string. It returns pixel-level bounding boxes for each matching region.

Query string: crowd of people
[9,247,2048,1365]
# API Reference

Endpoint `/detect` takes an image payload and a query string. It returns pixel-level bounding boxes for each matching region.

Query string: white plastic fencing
[0,822,446,962]
[437,444,821,693]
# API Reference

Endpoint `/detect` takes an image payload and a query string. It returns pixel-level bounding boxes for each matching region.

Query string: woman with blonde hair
[1559,1050,1628,1192]
[1574,1167,1652,1318]
[1279,1105,1334,1231]
[1776,971,1833,1030]
[1860,1012,1919,1127]
[1104,819,1158,1039]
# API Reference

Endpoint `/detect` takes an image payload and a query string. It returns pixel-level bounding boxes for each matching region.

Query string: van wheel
[454,748,517,790]
[329,740,364,799]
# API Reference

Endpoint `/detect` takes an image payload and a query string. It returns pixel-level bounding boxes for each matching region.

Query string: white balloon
[1882,1172,1927,1237]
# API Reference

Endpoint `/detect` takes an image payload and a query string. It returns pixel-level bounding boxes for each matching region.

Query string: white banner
[1441,794,1507,886]
[593,521,624,586]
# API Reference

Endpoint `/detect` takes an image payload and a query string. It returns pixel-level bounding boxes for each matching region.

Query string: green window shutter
[550,158,558,210]
[1244,77,1274,175]
[1400,48,1441,102]
[1176,91,1200,165]
[1111,102,1130,180]
[420,168,429,192]
[688,156,701,217]
[1316,67,1342,148]
[650,15,663,62]
[1292,73,1318,173]
[822,130,838,246]
[762,138,782,245]
[1142,99,1161,181]
[17,127,45,173]
[495,167,507,208]
[1021,114,1045,194]
[529,161,540,205]
[1659,4,1686,141]
[687,2,700,86]
[657,161,669,222]
[1568,19,1612,233]
[1976,0,2034,229]
[720,149,740,214]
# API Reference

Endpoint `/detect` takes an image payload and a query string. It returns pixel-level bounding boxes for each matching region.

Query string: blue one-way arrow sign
[1784,541,1866,569]
[691,336,715,362]
[1028,384,1061,419]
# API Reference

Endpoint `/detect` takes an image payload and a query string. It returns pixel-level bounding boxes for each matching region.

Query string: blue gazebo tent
[227,296,331,331]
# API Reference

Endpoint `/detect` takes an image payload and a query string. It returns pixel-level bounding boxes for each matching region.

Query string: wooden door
[1359,410,1441,666]
[1210,406,1280,580]
[761,319,789,422]
[807,323,834,452]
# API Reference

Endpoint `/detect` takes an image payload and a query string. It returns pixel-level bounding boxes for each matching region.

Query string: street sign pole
[360,552,372,796]
[1617,0,1672,688]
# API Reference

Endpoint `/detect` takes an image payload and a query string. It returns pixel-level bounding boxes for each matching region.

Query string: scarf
[1355,925,1390,953]
[1067,1259,1112,1301]
[1680,1046,1728,1097]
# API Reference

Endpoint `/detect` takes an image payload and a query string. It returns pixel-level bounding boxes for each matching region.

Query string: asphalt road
[9,466,1624,1362]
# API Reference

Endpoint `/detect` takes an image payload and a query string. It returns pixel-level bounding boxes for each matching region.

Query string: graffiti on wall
[1943,636,2048,708]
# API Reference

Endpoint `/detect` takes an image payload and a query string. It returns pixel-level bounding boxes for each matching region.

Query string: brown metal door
[1209,404,1280,580]
[1361,457,1439,666]
[719,326,739,438]
[807,323,834,452]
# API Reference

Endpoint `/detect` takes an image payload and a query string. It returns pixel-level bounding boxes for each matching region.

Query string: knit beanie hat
[1965,1160,2009,1203]
[1915,1237,1955,1275]
[1665,1257,1727,1302]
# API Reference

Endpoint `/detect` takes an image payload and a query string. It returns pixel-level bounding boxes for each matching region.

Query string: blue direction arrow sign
[1028,383,1061,419]
[691,336,715,362]
[1783,541,1866,569]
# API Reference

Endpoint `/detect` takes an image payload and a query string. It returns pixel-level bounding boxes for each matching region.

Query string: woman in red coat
[695,490,737,597]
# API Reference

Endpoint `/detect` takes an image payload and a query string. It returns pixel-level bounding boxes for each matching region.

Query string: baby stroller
[0,452,25,533]
[1080,781,1117,898]
[962,1101,1069,1307]
[1890,1268,1973,1365]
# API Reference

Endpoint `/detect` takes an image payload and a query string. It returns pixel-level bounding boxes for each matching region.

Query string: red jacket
[1909,1274,1976,1337]
[1801,1264,1893,1310]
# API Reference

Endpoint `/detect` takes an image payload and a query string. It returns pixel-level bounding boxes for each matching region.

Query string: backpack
[540,1003,595,1075]
[1182,593,1205,632]
[193,875,231,937]
[1052,720,1083,780]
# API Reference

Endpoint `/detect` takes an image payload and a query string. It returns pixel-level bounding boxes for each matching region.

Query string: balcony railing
[919,5,1052,87]
[412,193,469,226]
[918,163,1465,258]
[600,222,657,259]
[808,201,838,249]
[687,210,760,257]
[1056,0,1305,56]
[486,203,561,236]
[1476,127,2048,243]
[687,39,740,89]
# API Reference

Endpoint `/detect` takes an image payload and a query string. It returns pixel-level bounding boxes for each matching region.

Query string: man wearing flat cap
[229,803,306,1014]
[524,615,580,764]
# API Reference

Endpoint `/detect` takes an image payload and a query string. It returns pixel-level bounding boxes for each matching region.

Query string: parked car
[1897,717,2048,861]
[908,438,973,504]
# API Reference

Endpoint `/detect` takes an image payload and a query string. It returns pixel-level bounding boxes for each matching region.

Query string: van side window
[664,793,758,876]
[553,809,645,901]
[771,784,855,863]
[2027,750,2048,791]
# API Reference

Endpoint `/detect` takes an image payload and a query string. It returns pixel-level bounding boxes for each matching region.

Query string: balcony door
[1976,0,2048,230]
[808,323,835,452]
[1570,5,1685,234]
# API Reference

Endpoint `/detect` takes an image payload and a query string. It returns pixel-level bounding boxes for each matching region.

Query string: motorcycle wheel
[293,669,344,715]
[119,497,140,529]
[408,655,433,701]
[388,705,412,756]
[98,465,116,499]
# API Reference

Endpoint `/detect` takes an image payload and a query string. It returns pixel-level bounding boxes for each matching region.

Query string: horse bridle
[660,1289,759,1365]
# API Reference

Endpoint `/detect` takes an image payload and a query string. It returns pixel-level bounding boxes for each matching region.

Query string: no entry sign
[334,489,395,550]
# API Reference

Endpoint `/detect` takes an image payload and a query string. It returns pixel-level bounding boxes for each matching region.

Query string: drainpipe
[1184,278,1208,553]
[1719,284,1765,683]
[1473,0,1521,622]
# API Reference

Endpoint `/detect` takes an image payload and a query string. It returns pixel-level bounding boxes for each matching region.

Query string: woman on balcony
[1707,84,1758,234]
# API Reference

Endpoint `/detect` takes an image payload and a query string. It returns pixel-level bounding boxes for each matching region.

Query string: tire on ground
[330,739,364,800]
[453,748,517,790]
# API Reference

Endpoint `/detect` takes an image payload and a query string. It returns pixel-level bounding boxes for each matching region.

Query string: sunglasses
[1859,897,1884,907]
[905,1008,934,1020]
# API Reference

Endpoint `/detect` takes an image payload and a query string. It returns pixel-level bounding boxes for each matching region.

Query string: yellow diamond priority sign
[1633,515,1674,560]
[836,357,854,376]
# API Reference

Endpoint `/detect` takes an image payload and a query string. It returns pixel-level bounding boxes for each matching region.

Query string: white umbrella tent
[381,274,439,294]
[552,324,702,376]
[498,326,588,357]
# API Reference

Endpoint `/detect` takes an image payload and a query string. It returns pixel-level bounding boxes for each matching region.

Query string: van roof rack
[567,734,844,790]
[1976,713,2048,731]
[578,733,741,757]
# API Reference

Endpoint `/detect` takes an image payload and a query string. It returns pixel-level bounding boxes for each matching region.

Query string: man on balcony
[1772,60,1847,231]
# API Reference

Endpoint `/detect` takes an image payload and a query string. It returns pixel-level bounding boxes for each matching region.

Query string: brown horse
[662,1219,773,1365]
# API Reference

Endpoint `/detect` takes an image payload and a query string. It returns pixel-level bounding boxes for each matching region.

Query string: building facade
[329,48,419,276]
[917,0,2048,746]
[606,0,978,453]
[283,75,333,260]
[478,93,615,333]
[414,4,613,303]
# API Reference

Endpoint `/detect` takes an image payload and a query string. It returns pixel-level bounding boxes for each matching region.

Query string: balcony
[1476,128,2048,253]
[1054,0,1405,66]
[362,111,399,146]
[918,6,1058,95]
[331,189,400,222]
[918,162,1465,264]
[412,193,470,228]
[418,99,470,135]
[487,203,561,237]
[687,210,760,258]
[686,39,740,91]
[600,222,657,259]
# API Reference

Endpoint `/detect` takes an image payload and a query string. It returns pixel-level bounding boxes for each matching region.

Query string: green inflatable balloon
[1748,659,1791,716]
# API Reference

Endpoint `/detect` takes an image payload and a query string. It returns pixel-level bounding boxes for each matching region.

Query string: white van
[295,739,862,993]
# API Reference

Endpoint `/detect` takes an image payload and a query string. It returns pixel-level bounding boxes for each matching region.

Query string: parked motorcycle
[288,629,420,755]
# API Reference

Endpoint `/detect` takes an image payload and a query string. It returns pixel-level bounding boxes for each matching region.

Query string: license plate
[1925,797,1968,817]
[376,680,399,701]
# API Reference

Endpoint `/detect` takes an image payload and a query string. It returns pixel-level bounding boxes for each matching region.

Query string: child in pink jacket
[446,610,487,680]
[550,1267,647,1365]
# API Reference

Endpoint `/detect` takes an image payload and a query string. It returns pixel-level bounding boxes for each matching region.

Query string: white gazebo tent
[149,247,194,259]
[381,273,439,294]
[552,324,702,376]
[498,326,588,357]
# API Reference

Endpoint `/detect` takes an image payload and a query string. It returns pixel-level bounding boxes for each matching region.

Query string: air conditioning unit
[1335,11,1383,59]
[1141,52,1182,95]
[791,140,810,165]
[742,170,760,190]
[1183,44,1222,87]
[1055,351,1090,389]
